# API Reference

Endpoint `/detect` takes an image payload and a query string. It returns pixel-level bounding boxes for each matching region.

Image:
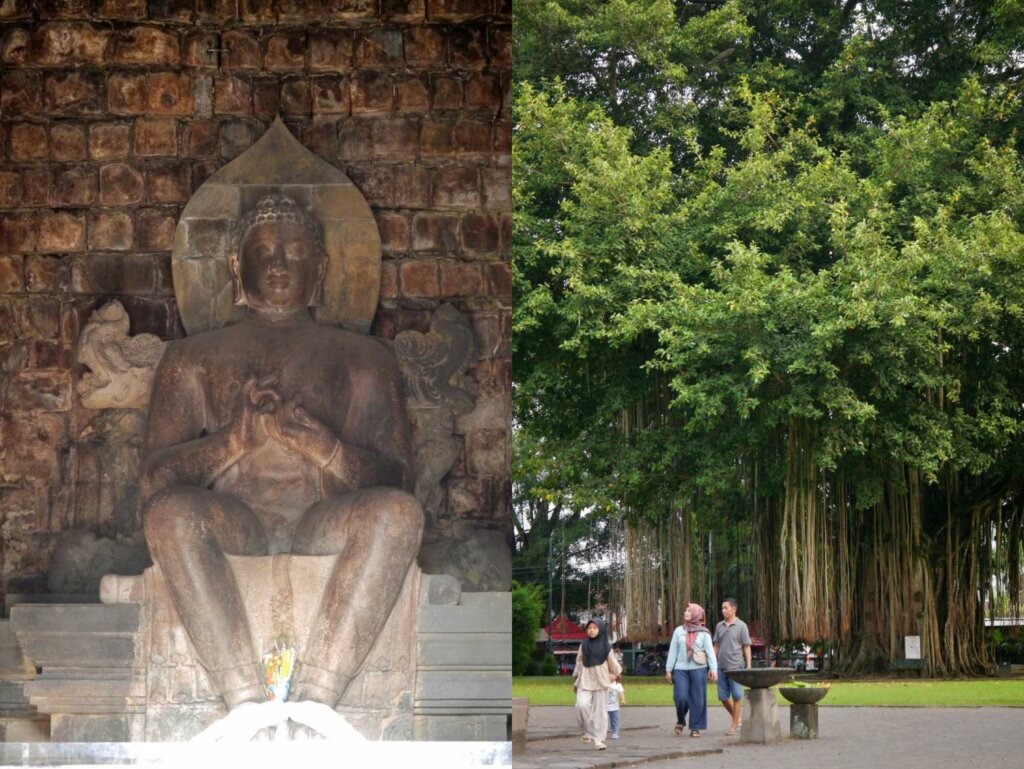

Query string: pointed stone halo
[171,117,381,336]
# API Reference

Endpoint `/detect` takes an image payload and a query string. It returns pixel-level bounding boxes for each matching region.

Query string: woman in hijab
[573,618,622,750]
[664,603,718,737]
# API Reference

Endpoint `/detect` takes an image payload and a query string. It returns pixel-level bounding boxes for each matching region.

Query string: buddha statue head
[228,193,328,313]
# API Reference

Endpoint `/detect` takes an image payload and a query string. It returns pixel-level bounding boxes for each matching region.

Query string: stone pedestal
[511,698,528,755]
[741,688,782,744]
[789,702,818,739]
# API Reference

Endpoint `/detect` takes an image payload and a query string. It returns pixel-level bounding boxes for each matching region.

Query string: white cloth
[575,687,609,743]
[606,682,624,711]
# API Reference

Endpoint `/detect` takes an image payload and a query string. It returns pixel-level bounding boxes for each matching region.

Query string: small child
[607,675,626,739]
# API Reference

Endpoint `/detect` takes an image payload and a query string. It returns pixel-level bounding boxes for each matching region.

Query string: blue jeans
[608,709,620,734]
[717,670,744,702]
[672,668,708,730]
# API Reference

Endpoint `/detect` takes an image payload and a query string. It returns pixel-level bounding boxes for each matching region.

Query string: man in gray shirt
[713,597,752,735]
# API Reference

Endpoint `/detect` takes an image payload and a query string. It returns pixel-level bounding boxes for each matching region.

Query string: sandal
[674,724,684,735]
[690,730,701,738]
[595,741,607,750]
[580,735,592,743]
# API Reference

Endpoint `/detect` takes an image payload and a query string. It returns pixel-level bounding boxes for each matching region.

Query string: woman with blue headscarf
[573,618,621,750]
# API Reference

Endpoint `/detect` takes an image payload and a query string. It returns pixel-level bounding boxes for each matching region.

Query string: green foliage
[512,582,546,676]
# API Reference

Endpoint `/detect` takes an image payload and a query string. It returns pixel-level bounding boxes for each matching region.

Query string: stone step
[418,605,510,634]
[418,633,511,669]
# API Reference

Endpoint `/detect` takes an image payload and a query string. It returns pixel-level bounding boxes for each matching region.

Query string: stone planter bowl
[779,686,830,705]
[723,668,795,689]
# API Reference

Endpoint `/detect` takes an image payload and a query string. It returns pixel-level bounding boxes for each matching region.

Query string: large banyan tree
[513,1,1024,674]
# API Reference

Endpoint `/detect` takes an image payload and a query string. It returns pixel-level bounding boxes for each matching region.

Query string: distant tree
[512,582,546,676]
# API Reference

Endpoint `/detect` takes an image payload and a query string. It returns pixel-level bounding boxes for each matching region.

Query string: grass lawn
[513,676,1024,707]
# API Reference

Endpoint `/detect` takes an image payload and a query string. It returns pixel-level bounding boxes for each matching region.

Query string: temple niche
[0,120,510,749]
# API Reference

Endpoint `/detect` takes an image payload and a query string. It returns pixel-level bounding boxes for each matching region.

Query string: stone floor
[517,704,1022,769]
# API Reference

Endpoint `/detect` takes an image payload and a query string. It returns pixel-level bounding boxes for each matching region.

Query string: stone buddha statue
[139,192,424,711]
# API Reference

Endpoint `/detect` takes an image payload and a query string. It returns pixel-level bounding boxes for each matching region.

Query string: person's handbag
[692,647,708,666]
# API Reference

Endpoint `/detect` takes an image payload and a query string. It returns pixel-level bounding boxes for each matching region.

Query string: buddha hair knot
[235,193,326,255]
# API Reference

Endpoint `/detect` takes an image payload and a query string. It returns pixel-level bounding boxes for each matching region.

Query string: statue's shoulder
[322,326,398,360]
[159,324,243,365]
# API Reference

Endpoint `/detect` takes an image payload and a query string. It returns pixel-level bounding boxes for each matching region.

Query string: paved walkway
[516,705,1021,769]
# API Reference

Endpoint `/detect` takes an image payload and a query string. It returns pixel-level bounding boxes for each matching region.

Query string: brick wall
[0,0,511,598]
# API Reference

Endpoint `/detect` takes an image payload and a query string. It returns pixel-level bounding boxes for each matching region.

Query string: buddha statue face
[229,194,327,314]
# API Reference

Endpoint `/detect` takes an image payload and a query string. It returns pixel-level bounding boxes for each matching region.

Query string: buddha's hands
[228,376,280,453]
[269,399,340,468]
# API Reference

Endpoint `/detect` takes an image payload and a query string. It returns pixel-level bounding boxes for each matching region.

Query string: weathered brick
[148,0,195,22]
[145,161,191,204]
[99,163,144,205]
[1,28,31,64]
[490,24,511,70]
[136,208,177,251]
[9,123,48,161]
[88,210,134,251]
[107,73,147,115]
[36,0,92,18]
[0,412,67,478]
[22,169,53,207]
[196,0,237,21]
[427,0,488,21]
[309,29,353,71]
[376,211,409,253]
[44,71,102,115]
[351,71,393,114]
[486,260,510,301]
[338,120,373,160]
[38,211,85,253]
[481,167,510,208]
[379,259,398,299]
[253,80,281,116]
[115,27,180,66]
[0,172,24,207]
[266,31,306,70]
[348,166,393,208]
[223,30,260,69]
[323,0,375,20]
[397,76,429,112]
[465,73,500,112]
[12,296,60,339]
[25,255,69,293]
[148,73,194,115]
[214,76,253,114]
[449,25,487,71]
[498,211,511,254]
[183,30,219,68]
[372,117,420,158]
[135,118,178,156]
[33,23,112,66]
[355,30,403,68]
[98,0,147,18]
[394,166,430,208]
[400,259,438,297]
[305,117,339,159]
[455,119,491,154]
[278,0,324,21]
[434,165,479,208]
[465,427,507,477]
[431,76,462,110]
[239,0,276,23]
[495,0,510,19]
[461,212,499,254]
[493,119,511,154]
[89,122,130,159]
[219,120,258,160]
[1,71,41,116]
[72,254,155,294]
[281,79,311,115]
[56,166,97,206]
[50,122,87,160]
[404,26,446,68]
[420,120,453,156]
[383,0,425,22]
[31,340,71,369]
[439,259,483,297]
[412,212,459,251]
[0,255,24,292]
[312,76,350,115]
[185,120,219,157]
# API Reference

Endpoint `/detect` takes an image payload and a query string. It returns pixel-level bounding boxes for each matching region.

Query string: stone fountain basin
[724,668,795,689]
[779,686,829,705]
